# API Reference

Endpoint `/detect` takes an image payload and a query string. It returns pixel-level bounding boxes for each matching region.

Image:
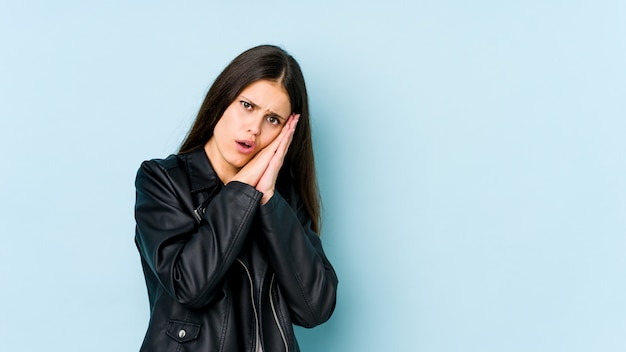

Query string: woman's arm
[259,189,338,328]
[134,159,262,309]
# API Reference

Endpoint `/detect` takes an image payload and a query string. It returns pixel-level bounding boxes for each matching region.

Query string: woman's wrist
[260,190,274,205]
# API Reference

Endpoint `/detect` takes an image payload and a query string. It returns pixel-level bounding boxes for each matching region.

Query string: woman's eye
[267,116,280,125]
[240,101,252,110]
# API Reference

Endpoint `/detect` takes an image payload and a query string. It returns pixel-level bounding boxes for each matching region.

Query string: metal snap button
[178,329,186,339]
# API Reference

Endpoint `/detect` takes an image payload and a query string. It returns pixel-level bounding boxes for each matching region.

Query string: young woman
[134,45,338,351]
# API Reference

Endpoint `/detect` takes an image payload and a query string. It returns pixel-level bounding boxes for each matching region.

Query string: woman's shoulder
[139,153,182,172]
[135,153,188,189]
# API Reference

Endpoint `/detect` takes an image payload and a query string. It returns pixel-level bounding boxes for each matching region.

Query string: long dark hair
[179,45,321,233]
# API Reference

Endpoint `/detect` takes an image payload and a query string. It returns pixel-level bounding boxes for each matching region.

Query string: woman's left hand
[257,113,299,204]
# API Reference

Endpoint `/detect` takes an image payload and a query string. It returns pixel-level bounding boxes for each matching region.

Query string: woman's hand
[256,113,299,204]
[230,114,299,203]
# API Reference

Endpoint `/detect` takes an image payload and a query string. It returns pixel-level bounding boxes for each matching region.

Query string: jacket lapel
[183,148,219,193]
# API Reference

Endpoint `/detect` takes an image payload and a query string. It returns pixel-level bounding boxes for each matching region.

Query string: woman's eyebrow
[240,95,286,120]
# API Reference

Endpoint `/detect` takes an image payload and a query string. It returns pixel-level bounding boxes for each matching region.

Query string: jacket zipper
[237,259,261,351]
[269,274,289,351]
[193,208,204,223]
[192,186,221,223]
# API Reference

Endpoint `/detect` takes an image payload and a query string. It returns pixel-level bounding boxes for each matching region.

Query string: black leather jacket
[134,148,338,351]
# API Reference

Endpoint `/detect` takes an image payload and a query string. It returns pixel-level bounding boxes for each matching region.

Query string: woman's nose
[246,116,262,135]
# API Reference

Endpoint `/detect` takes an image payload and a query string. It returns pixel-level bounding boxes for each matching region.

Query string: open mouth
[236,140,256,153]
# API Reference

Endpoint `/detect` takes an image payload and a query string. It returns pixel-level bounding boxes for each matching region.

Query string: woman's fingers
[278,114,299,156]
[272,113,298,152]
[269,113,299,166]
[256,114,299,203]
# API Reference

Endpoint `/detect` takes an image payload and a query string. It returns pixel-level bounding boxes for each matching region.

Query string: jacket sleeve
[134,160,262,309]
[259,190,338,328]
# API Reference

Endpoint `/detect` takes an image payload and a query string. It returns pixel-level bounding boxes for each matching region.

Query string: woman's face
[205,79,292,181]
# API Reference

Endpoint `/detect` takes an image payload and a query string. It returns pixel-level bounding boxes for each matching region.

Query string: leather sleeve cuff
[225,181,263,202]
[259,190,284,214]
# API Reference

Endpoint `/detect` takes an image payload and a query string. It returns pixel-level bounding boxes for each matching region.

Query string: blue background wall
[1,1,625,351]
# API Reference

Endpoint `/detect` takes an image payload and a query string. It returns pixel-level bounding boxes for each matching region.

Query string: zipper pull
[193,207,205,223]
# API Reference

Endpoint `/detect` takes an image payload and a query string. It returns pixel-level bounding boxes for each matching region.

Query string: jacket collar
[183,148,221,193]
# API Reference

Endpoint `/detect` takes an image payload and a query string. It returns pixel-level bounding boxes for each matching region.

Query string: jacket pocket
[165,320,201,343]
